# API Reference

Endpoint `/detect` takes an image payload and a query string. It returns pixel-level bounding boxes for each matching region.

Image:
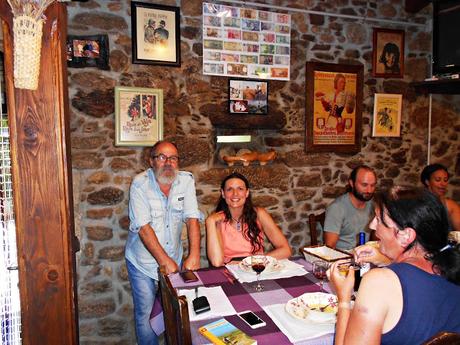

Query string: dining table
[150,257,336,345]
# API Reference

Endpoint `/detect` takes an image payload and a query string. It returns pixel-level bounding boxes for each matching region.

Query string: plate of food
[285,292,338,323]
[239,255,284,274]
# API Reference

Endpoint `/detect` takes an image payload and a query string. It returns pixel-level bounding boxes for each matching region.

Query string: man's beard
[352,187,374,202]
[155,165,178,185]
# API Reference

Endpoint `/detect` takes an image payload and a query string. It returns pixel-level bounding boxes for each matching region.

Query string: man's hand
[183,253,200,271]
[162,256,180,274]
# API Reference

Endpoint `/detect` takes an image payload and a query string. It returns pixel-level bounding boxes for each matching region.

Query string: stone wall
[66,0,460,344]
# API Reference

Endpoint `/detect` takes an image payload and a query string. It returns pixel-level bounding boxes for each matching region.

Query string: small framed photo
[229,79,268,114]
[66,34,109,70]
[114,86,163,146]
[131,1,181,66]
[372,28,404,78]
[372,93,402,137]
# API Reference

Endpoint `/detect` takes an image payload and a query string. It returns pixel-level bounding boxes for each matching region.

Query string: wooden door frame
[0,1,79,344]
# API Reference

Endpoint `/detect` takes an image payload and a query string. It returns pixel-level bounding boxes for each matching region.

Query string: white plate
[285,292,338,324]
[239,255,284,274]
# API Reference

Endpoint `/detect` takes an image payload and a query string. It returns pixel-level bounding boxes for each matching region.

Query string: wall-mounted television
[433,0,460,76]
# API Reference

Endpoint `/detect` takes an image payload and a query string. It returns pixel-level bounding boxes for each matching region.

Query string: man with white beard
[125,140,201,345]
[323,165,377,251]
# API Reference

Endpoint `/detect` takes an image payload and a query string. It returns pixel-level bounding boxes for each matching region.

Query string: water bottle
[354,232,369,291]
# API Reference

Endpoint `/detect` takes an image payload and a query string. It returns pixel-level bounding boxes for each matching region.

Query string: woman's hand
[354,243,391,267]
[327,260,355,302]
[205,211,225,227]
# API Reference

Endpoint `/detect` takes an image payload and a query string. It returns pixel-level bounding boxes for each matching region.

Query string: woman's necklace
[231,216,242,231]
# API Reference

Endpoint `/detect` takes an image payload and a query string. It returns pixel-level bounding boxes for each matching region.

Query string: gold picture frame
[372,93,402,137]
[115,86,163,146]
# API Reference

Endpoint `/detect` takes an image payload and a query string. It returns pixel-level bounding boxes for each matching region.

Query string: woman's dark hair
[216,172,262,253]
[420,164,449,187]
[376,186,460,284]
[379,42,400,68]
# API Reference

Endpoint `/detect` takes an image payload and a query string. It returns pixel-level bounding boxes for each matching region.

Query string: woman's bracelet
[338,301,352,310]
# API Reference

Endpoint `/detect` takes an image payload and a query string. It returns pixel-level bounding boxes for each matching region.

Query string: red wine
[314,271,327,280]
[252,264,266,274]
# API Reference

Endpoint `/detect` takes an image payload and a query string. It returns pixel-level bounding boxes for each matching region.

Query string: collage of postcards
[202,2,291,81]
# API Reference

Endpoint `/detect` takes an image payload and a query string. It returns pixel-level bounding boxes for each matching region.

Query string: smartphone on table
[237,310,266,329]
[179,270,199,283]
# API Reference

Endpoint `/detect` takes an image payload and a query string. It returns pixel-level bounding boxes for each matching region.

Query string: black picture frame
[66,34,110,70]
[131,1,181,67]
[228,78,268,115]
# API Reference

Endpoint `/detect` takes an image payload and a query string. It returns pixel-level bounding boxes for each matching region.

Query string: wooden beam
[0,1,79,344]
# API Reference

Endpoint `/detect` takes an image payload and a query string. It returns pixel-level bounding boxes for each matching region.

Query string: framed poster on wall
[372,28,404,78]
[372,93,402,137]
[305,62,363,153]
[114,86,163,146]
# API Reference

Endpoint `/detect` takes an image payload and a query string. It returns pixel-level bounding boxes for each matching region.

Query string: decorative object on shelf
[222,149,276,166]
[372,28,404,79]
[114,86,163,146]
[372,93,402,137]
[66,34,109,70]
[202,2,290,81]
[305,61,363,154]
[131,1,181,67]
[7,0,55,90]
[229,78,268,114]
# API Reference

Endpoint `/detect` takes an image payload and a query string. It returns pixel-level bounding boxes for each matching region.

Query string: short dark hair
[150,140,178,158]
[349,165,375,184]
[420,164,449,187]
[376,186,460,285]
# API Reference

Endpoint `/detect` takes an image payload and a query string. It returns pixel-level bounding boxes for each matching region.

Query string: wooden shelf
[410,78,460,94]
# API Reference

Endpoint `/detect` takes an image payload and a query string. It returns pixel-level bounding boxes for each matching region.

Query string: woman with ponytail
[328,186,460,345]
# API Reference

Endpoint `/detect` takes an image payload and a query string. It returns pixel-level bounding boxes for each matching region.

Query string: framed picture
[372,93,402,137]
[372,28,404,78]
[305,61,363,154]
[229,79,268,114]
[114,86,163,146]
[131,1,181,66]
[66,34,109,70]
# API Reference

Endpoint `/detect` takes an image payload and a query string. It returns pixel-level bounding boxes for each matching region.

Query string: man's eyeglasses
[153,154,179,163]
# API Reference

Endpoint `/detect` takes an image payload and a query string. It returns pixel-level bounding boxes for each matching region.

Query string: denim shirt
[125,168,202,280]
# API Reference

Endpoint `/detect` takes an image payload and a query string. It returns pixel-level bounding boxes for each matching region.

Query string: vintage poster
[135,6,177,62]
[312,71,357,145]
[372,93,402,137]
[202,2,291,81]
[115,87,163,146]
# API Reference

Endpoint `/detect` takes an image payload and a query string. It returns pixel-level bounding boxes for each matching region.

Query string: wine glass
[312,260,329,292]
[251,255,267,292]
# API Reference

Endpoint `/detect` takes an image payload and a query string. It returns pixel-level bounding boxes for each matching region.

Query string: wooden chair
[422,332,460,345]
[158,266,192,345]
[308,211,326,246]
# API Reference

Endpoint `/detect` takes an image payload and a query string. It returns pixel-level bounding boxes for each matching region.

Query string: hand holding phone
[237,310,266,329]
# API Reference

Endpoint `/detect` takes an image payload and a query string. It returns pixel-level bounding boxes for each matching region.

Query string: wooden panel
[0,2,79,345]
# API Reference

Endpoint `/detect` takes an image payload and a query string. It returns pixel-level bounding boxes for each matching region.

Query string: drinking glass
[312,260,329,292]
[251,255,267,292]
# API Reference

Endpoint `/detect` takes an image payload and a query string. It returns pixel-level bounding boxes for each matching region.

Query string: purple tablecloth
[151,258,334,345]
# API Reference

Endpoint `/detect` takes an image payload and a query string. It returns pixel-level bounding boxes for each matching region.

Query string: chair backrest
[308,211,326,246]
[158,266,192,345]
[422,332,460,345]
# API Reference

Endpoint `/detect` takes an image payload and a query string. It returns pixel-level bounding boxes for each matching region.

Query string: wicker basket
[12,15,43,90]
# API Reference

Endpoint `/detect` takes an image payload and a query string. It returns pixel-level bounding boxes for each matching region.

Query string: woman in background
[421,163,460,231]
[328,187,460,345]
[206,172,291,267]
